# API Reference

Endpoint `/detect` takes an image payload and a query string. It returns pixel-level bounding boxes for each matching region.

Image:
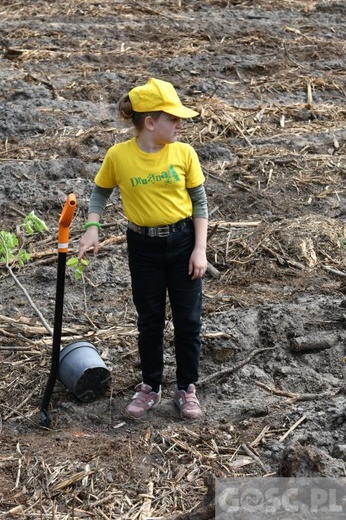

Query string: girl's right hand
[78,227,99,260]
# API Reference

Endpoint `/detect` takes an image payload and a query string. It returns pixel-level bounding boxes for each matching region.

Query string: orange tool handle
[58,194,77,253]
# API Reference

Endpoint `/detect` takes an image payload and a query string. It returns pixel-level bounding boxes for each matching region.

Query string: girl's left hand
[189,248,207,280]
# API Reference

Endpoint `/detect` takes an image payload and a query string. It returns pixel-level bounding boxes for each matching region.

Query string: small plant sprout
[0,211,48,267]
[0,213,52,335]
[66,257,89,281]
[0,231,19,264]
[21,211,49,235]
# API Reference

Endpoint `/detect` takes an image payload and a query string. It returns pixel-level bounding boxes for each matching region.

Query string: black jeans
[127,220,202,389]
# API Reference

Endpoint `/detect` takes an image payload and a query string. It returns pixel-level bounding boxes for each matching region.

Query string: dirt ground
[0,0,345,518]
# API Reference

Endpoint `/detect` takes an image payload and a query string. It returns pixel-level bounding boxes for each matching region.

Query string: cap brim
[164,105,199,118]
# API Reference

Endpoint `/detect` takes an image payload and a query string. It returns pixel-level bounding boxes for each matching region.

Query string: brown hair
[117,93,162,131]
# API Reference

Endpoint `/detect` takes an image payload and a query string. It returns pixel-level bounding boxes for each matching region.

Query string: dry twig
[199,347,276,385]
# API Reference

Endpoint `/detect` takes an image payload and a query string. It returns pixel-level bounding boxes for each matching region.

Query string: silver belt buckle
[157,225,170,237]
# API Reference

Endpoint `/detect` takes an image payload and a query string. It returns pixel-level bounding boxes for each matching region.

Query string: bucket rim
[59,340,99,361]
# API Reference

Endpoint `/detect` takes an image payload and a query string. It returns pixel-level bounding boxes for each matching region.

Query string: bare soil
[0,1,345,518]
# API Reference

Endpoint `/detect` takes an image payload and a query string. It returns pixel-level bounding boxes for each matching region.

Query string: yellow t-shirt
[94,138,205,226]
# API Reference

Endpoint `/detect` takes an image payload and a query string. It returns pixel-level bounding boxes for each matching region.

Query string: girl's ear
[144,115,156,131]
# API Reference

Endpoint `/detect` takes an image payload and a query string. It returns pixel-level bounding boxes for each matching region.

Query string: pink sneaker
[125,383,161,419]
[174,384,203,420]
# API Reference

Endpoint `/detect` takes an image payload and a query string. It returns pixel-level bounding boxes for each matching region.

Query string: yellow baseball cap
[129,78,199,118]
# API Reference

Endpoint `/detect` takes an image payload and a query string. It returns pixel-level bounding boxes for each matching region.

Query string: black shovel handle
[40,194,76,427]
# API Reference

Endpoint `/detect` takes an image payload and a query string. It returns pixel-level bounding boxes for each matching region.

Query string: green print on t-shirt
[130,165,180,187]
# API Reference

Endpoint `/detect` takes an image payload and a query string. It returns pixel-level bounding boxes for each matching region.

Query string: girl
[78,78,208,420]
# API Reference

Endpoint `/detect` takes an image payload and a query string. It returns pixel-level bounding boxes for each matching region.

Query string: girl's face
[150,113,182,145]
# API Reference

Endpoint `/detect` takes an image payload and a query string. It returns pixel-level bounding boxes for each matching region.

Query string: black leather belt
[128,218,192,238]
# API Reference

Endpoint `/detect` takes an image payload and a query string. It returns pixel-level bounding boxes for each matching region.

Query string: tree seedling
[66,257,89,281]
[0,212,48,267]
[21,210,49,235]
[0,212,53,335]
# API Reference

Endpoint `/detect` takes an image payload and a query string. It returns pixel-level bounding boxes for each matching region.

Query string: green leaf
[18,249,31,263]
[66,256,89,281]
[75,267,83,281]
[66,257,79,267]
[23,223,34,235]
[0,231,19,262]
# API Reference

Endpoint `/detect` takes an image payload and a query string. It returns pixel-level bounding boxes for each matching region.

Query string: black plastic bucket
[59,341,111,402]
